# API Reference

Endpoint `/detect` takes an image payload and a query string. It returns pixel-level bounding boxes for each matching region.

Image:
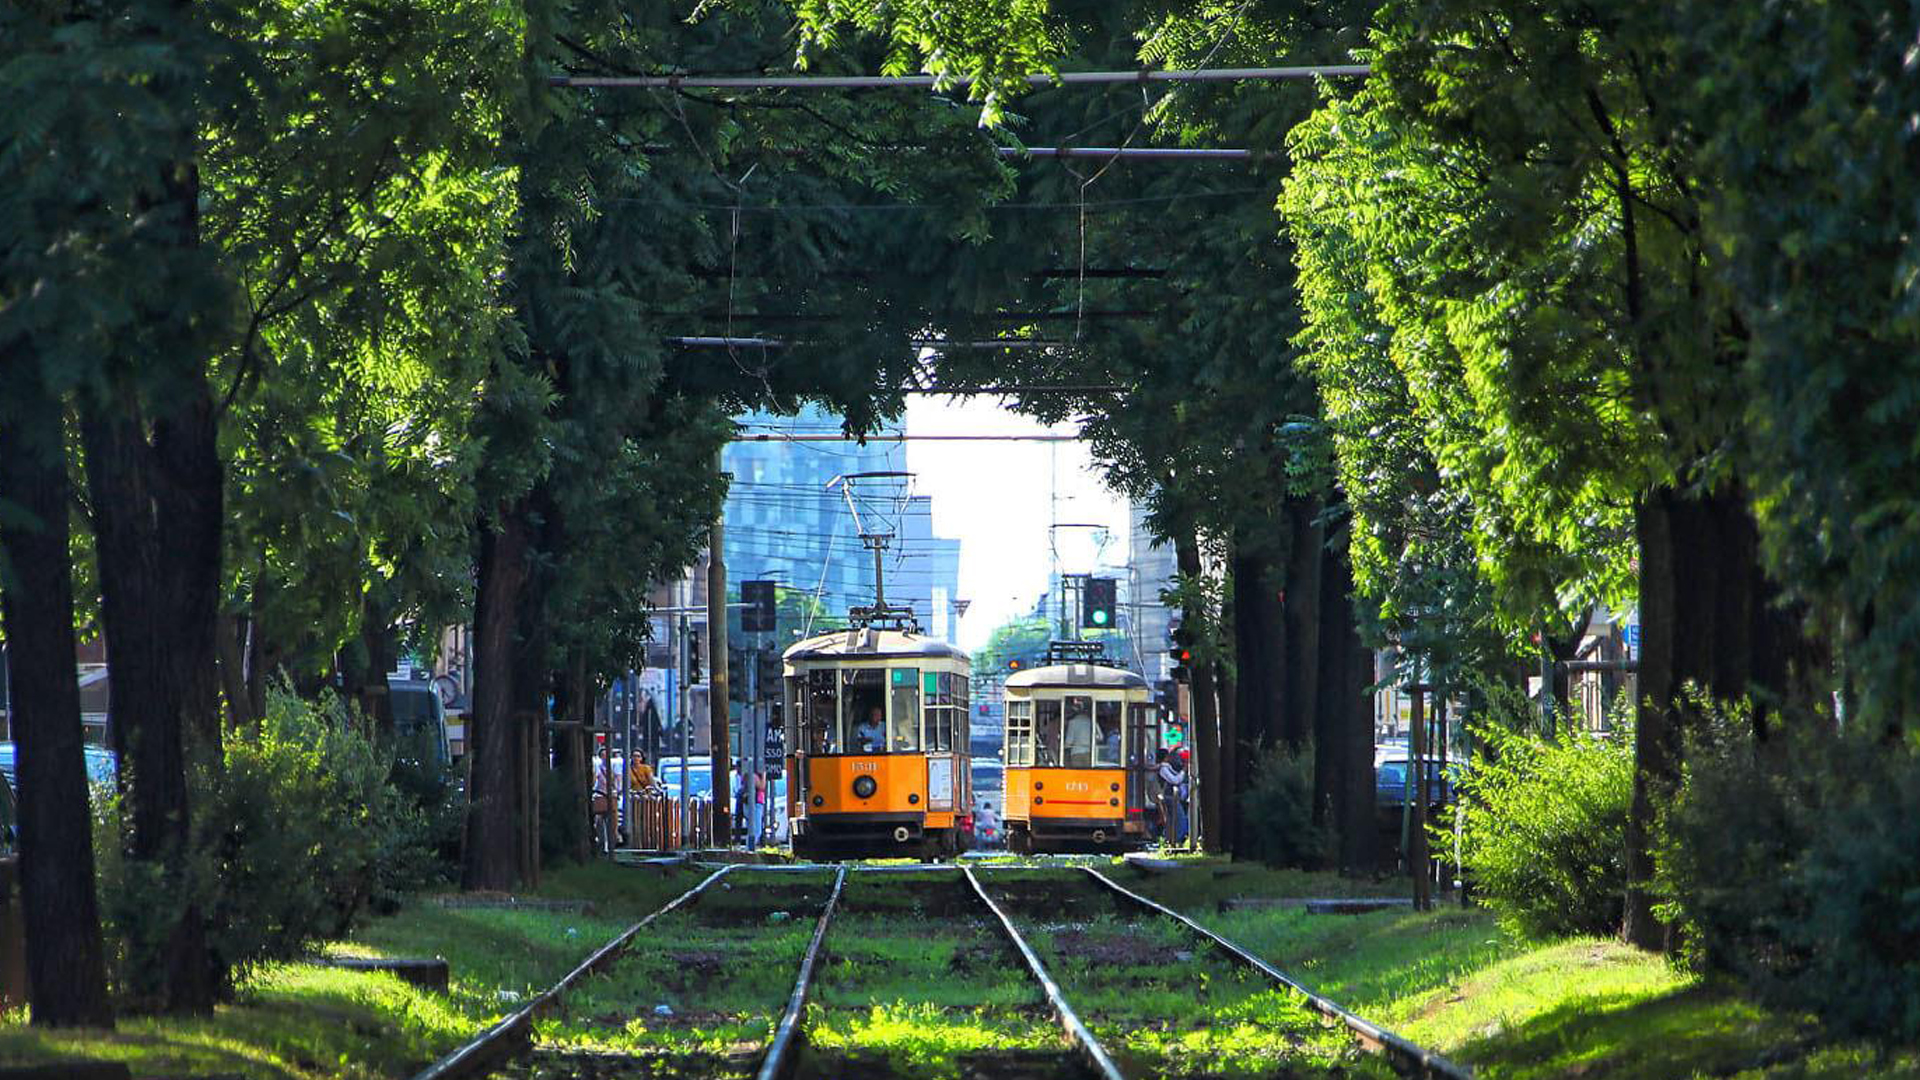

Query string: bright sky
[904,395,1131,651]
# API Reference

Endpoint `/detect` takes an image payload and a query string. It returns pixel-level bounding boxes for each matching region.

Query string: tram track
[411,863,1467,1080]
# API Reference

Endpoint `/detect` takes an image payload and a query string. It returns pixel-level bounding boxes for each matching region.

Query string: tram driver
[855,705,885,753]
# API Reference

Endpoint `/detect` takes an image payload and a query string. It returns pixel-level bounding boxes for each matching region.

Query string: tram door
[1124,703,1159,825]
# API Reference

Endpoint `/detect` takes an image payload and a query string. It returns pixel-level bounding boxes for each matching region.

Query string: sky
[903,395,1131,650]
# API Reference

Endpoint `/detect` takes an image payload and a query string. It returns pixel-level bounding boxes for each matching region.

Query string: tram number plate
[1064,781,1090,793]
[850,761,879,773]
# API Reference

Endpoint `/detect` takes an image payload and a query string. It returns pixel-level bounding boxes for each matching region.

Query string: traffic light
[727,646,746,702]
[1081,577,1117,629]
[756,650,781,691]
[688,638,703,684]
[1169,622,1193,683]
[743,580,777,633]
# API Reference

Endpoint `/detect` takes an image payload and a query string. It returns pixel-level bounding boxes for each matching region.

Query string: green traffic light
[1092,610,1109,626]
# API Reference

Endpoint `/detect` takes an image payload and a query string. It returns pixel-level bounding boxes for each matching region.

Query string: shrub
[540,765,588,866]
[1451,721,1633,939]
[1238,741,1332,868]
[95,685,449,1001]
[1658,715,1920,1040]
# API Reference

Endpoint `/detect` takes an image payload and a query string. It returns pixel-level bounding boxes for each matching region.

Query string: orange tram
[1002,653,1161,853]
[783,627,973,860]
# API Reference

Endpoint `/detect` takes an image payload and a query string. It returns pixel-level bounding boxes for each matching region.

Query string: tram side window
[956,675,970,750]
[925,672,953,752]
[1035,699,1063,767]
[1095,700,1123,766]
[805,671,839,753]
[843,669,885,753]
[1062,695,1094,767]
[1006,701,1034,767]
[889,668,921,751]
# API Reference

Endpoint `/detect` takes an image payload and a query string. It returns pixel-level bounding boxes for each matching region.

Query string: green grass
[1145,876,1920,1080]
[802,873,1059,1078]
[0,860,706,1079]
[975,870,1392,1079]
[532,871,833,1072]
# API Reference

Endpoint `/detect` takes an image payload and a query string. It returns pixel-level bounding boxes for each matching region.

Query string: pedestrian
[747,766,767,849]
[592,740,617,854]
[1158,748,1189,847]
[1146,748,1168,840]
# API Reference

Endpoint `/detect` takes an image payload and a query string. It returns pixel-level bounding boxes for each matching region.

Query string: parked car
[1374,756,1461,814]
[388,679,452,772]
[0,775,16,854]
[0,742,117,790]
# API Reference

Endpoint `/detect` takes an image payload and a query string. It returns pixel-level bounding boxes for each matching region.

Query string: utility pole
[1408,679,1432,911]
[708,448,730,850]
[677,608,690,846]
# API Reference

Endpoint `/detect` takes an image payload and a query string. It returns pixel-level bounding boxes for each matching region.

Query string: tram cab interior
[1002,660,1159,853]
[783,627,971,859]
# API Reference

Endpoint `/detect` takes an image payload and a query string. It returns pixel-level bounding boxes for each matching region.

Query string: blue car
[0,742,117,789]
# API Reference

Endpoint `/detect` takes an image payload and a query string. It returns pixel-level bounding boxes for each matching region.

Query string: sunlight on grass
[0,861,704,1078]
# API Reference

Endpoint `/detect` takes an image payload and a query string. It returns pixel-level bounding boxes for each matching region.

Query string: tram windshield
[1035,699,1062,766]
[843,669,885,752]
[888,668,920,751]
[1062,696,1094,767]
[798,671,839,753]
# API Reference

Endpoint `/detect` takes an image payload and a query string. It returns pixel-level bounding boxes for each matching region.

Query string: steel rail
[962,867,1127,1080]
[754,864,849,1080]
[408,864,737,1080]
[1082,867,1473,1080]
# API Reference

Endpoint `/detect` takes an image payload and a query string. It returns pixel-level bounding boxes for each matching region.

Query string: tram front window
[843,669,885,753]
[1035,699,1063,766]
[805,670,838,753]
[889,668,920,751]
[1095,701,1123,766]
[1063,696,1094,767]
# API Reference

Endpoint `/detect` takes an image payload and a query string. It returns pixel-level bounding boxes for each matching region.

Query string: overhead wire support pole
[549,65,1371,90]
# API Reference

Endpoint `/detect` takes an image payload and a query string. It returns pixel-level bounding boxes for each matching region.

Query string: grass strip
[799,871,1069,1079]
[1142,879,1920,1080]
[978,869,1393,1080]
[525,870,835,1078]
[0,861,703,1080]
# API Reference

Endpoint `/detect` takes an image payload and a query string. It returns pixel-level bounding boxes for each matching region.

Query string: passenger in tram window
[1035,700,1062,766]
[1063,697,1093,768]
[1095,701,1122,767]
[855,706,884,753]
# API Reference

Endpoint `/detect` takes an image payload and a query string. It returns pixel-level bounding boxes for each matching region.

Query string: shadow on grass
[1459,983,1815,1080]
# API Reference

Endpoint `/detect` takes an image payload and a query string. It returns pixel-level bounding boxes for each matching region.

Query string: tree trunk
[463,501,533,891]
[0,375,115,1029]
[1175,528,1223,853]
[1279,495,1324,749]
[216,612,253,729]
[1314,531,1375,873]
[1626,481,1800,949]
[1226,548,1269,855]
[81,386,222,1013]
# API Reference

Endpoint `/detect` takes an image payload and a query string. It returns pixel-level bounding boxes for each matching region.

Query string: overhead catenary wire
[551,65,1369,90]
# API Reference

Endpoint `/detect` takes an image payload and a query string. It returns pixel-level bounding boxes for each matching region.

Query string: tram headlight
[908,793,920,805]
[852,775,878,799]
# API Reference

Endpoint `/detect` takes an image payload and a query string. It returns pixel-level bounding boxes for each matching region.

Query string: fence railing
[621,793,713,852]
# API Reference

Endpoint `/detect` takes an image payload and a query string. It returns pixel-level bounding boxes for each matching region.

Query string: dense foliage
[1236,741,1331,869]
[1453,722,1633,939]
[93,689,443,1000]
[1658,719,1920,1040]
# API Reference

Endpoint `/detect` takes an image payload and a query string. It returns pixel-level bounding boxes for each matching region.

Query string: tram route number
[850,761,879,773]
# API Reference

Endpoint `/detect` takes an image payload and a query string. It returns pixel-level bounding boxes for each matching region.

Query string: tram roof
[1004,663,1150,691]
[783,627,970,665]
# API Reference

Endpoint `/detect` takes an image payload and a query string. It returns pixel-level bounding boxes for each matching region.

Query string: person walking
[1158,748,1189,847]
[592,741,617,855]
